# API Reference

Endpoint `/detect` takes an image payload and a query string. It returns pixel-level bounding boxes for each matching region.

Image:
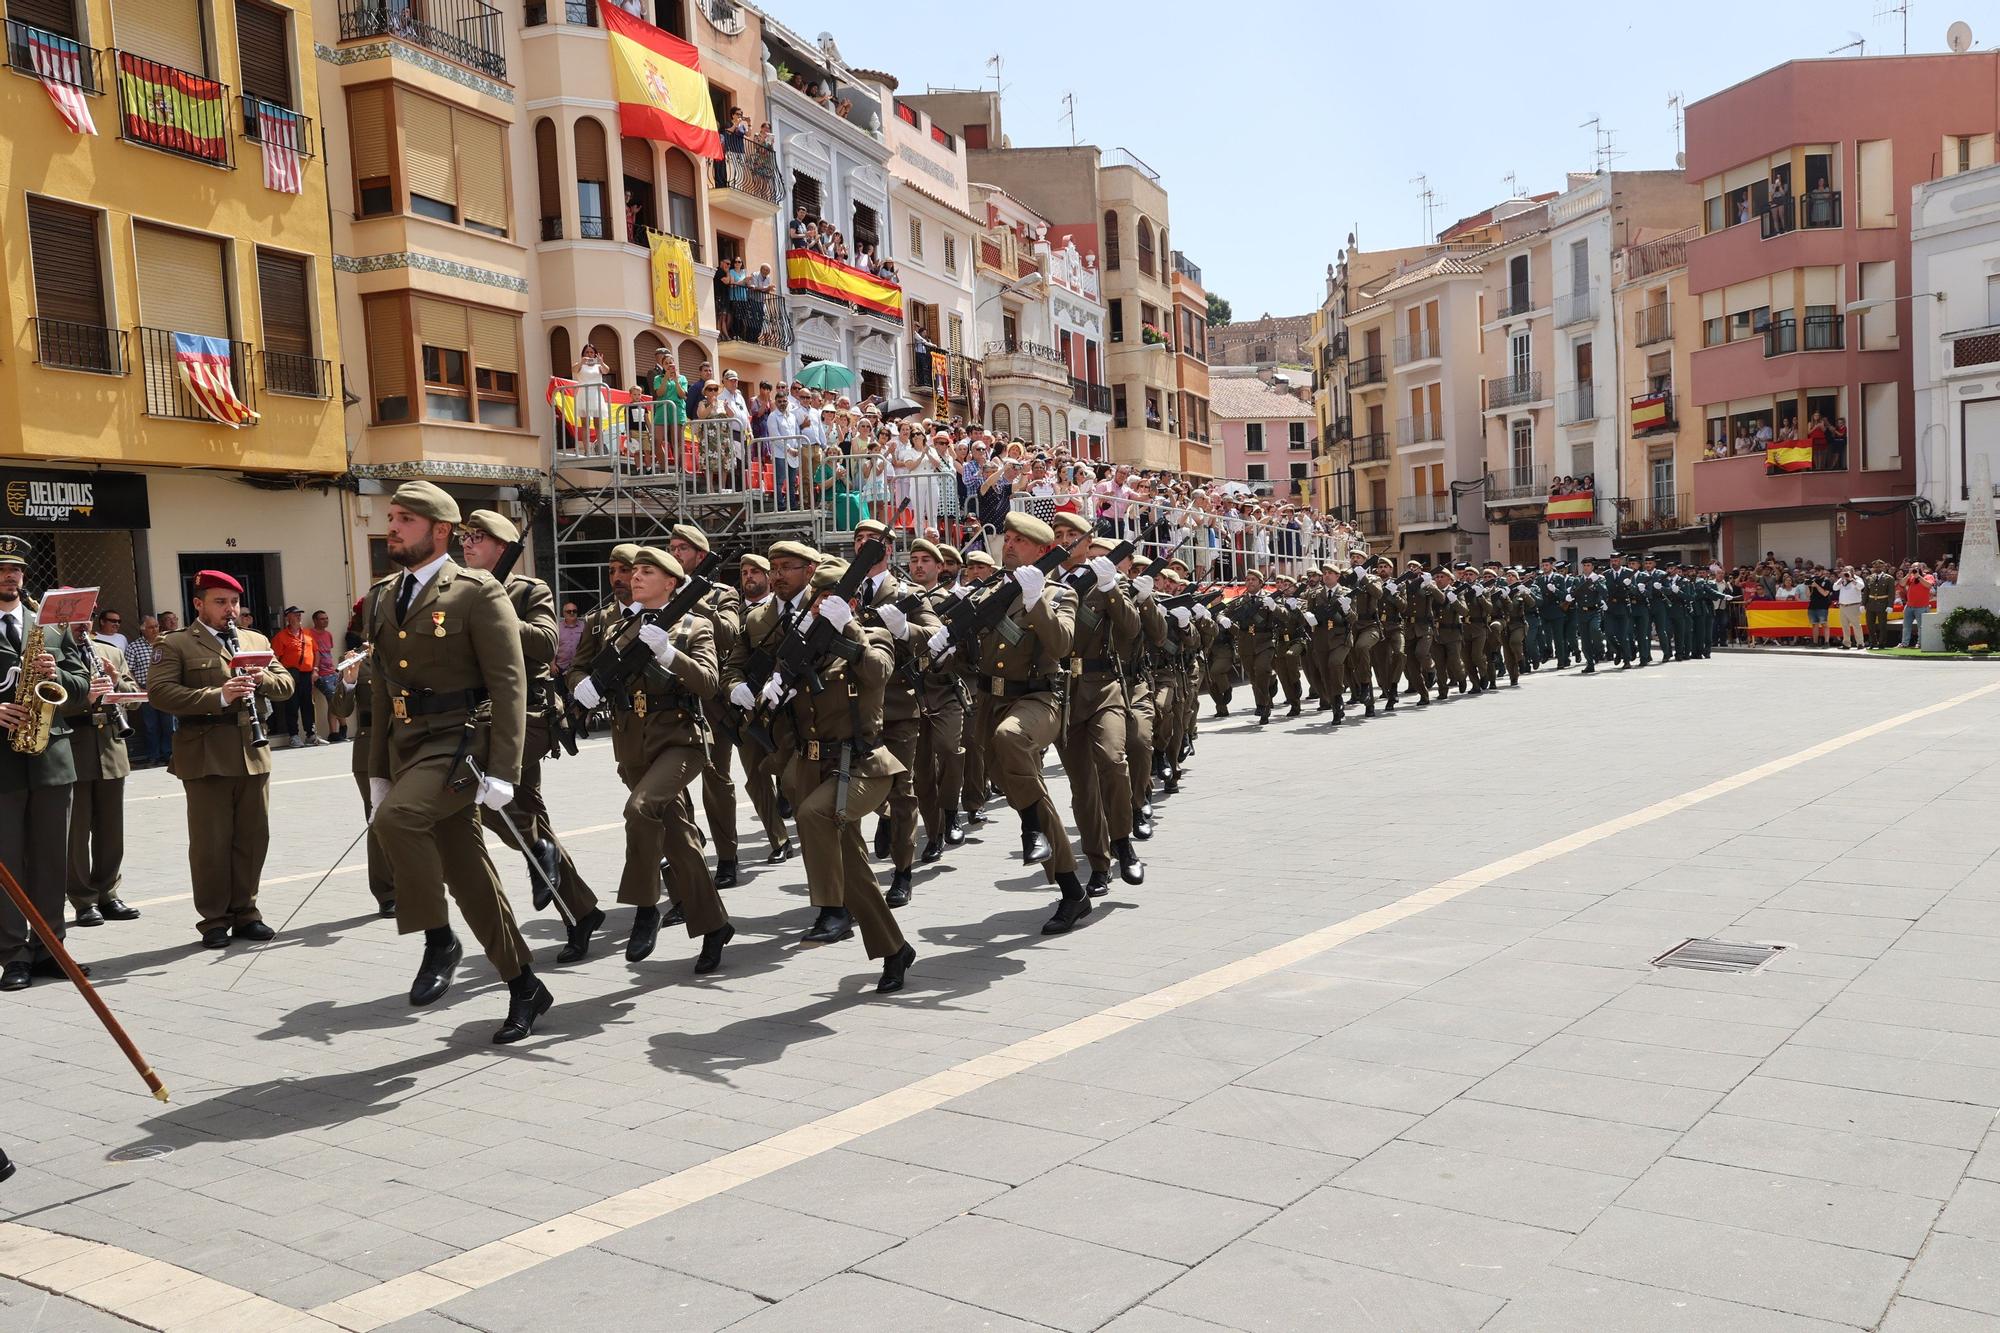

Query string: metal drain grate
[1653,939,1785,973]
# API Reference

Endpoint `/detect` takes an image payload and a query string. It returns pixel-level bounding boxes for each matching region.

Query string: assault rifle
[934,544,1071,659]
[1060,540,1135,592]
[576,550,716,707]
[736,541,886,750]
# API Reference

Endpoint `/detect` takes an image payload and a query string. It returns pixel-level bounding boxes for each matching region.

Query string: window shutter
[364,295,410,419]
[349,85,391,179]
[534,118,561,219]
[234,0,292,106]
[467,307,518,373]
[135,224,229,337]
[256,250,312,355]
[26,199,107,326]
[11,0,79,38]
[115,0,207,73]
[453,110,507,233]
[908,216,922,259]
[398,89,455,205]
[414,297,468,351]
[620,136,653,182]
[574,119,608,180]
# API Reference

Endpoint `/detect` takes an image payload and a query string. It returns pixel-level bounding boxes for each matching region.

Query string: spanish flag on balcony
[786,249,905,320]
[1631,391,1669,433]
[599,4,721,160]
[117,53,226,160]
[1545,490,1595,522]
[1768,442,1814,472]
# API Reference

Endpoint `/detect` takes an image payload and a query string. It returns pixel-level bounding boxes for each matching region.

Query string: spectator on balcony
[647,349,688,456]
[744,265,773,342]
[717,107,749,189]
[573,343,612,449]
[1826,416,1849,470]
[877,259,899,285]
[625,190,643,242]
[1754,417,1774,452]
[789,206,811,250]
[852,245,876,274]
[1834,565,1865,648]
[1901,562,1936,648]
[722,255,751,339]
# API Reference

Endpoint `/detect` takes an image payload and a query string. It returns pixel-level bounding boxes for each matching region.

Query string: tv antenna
[1830,31,1866,55]
[1580,115,1625,174]
[1668,92,1684,162]
[1060,91,1077,146]
[985,53,1006,95]
[1502,170,1519,198]
[1410,174,1442,238]
[1874,0,1909,53]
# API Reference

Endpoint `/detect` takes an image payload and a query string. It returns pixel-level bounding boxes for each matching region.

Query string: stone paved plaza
[3,653,2000,1332]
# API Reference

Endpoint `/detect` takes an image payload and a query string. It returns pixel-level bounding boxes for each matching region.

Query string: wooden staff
[0,857,168,1102]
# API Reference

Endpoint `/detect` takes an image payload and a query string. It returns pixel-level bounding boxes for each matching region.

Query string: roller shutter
[114,0,207,73]
[135,224,229,336]
[256,250,312,355]
[398,89,455,206]
[27,198,107,326]
[454,109,507,233]
[235,0,292,106]
[467,307,518,373]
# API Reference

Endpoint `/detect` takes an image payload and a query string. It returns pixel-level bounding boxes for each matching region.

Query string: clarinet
[218,621,269,749]
[75,630,133,739]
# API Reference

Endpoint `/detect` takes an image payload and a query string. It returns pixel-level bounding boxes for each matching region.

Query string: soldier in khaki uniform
[1372,555,1407,711]
[1148,562,1195,793]
[729,541,814,867]
[1055,523,1143,894]
[366,481,548,1045]
[1307,564,1351,724]
[148,569,293,949]
[1122,552,1165,833]
[66,627,140,927]
[328,647,396,916]
[907,540,967,861]
[957,549,1000,828]
[1862,560,1898,649]
[459,510,603,963]
[662,524,749,888]
[570,546,732,971]
[1203,596,1238,718]
[927,512,1089,933]
[732,554,791,861]
[1221,570,1277,725]
[1344,566,1383,717]
[1402,561,1444,705]
[771,559,915,990]
[1269,573,1307,718]
[1432,566,1469,696]
[851,522,942,908]
[1500,566,1534,686]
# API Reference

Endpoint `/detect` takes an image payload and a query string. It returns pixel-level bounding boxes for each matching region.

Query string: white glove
[927,626,953,657]
[1422,573,1435,587]
[759,675,786,708]
[949,584,971,599]
[819,597,853,631]
[1193,604,1211,622]
[1088,556,1118,592]
[875,602,909,639]
[475,775,514,811]
[1217,614,1232,630]
[1014,563,1047,602]
[639,624,677,667]
[369,777,390,813]
[572,677,602,711]
[1286,598,1302,609]
[729,682,756,710]
[1132,574,1154,601]
[1304,612,1317,628]
[1171,607,1193,628]
[1339,597,1353,614]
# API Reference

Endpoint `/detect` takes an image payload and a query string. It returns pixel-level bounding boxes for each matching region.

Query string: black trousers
[0,784,75,967]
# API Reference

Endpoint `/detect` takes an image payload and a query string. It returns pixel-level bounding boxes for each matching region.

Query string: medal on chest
[432,611,447,638]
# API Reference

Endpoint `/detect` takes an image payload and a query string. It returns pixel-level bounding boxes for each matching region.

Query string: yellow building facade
[1,0,347,622]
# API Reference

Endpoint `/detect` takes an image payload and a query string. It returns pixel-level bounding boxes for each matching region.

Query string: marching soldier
[569,546,733,972]
[1433,565,1468,696]
[1862,559,1897,649]
[1344,565,1382,717]
[1403,561,1443,705]
[1307,564,1350,723]
[0,537,93,992]
[851,522,942,908]
[1204,580,1238,719]
[733,554,791,861]
[1055,524,1144,895]
[1373,555,1406,711]
[365,481,548,1044]
[1637,554,1670,665]
[662,524,748,888]
[1575,557,1609,674]
[729,539,817,839]
[1150,562,1194,793]
[1499,568,1532,686]
[1537,557,1570,668]
[1603,551,1634,667]
[1269,573,1307,719]
[1122,552,1164,836]
[958,549,1000,827]
[907,540,966,859]
[1222,570,1278,726]
[1459,564,1494,693]
[67,620,140,928]
[459,510,603,963]
[149,569,293,950]
[328,638,396,917]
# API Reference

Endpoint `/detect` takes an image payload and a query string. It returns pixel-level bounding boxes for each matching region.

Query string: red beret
[193,569,243,594]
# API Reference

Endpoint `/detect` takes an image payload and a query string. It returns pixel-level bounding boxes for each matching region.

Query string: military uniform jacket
[1641,570,1671,609]
[699,584,747,695]
[1307,584,1352,647]
[1067,572,1139,678]
[1863,572,1897,603]
[1435,586,1467,642]
[148,622,293,781]
[1606,567,1638,607]
[1229,592,1278,655]
[366,559,528,786]
[864,572,942,725]
[1378,579,1407,631]
[1405,579,1444,629]
[68,635,136,783]
[1348,576,1384,630]
[1540,573,1571,612]
[1457,585,1488,634]
[504,573,560,705]
[329,661,376,778]
[1575,573,1610,612]
[589,610,717,765]
[787,622,903,780]
[1504,586,1535,626]
[972,578,1076,695]
[0,607,90,792]
[1130,590,1167,680]
[738,590,810,755]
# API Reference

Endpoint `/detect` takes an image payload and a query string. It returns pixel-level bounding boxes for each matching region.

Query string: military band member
[907,540,967,859]
[733,553,791,860]
[570,547,732,971]
[329,642,396,916]
[0,537,93,992]
[1373,556,1407,711]
[459,510,603,963]
[366,482,548,1044]
[149,569,292,949]
[663,524,748,889]
[851,521,942,908]
[66,622,139,927]
[1055,524,1144,895]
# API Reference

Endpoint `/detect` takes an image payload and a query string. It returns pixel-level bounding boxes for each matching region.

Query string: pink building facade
[1211,370,1316,494]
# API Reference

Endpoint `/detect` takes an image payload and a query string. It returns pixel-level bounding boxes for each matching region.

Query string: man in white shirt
[715,370,751,428]
[1833,564,1866,648]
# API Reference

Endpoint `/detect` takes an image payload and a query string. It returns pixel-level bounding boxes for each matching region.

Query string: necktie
[2,613,17,654]
[396,573,418,621]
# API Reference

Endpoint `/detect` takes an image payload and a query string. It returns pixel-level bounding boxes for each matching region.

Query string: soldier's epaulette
[456,566,499,586]
[369,568,401,589]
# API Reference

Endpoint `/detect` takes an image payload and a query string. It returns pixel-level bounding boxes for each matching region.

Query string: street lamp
[1844,292,1944,315]
[976,270,1045,315]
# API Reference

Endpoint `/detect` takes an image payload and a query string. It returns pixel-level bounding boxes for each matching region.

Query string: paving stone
[1160,1085,1418,1159]
[1898,1232,2000,1317]
[1618,1155,1941,1256]
[720,1272,1050,1332]
[942,1071,1181,1141]
[1247,1186,1571,1297]
[1879,1296,2000,1332]
[1147,1238,1502,1331]
[599,1193,897,1300]
[1519,1033,1763,1091]
[1672,1113,1972,1199]
[1484,1269,1858,1332]
[973,1164,1274,1264]
[1465,1064,1723,1131]
[844,1109,1100,1186]
[732,1148,1005,1239]
[1713,1075,1997,1150]
[1403,1098,1678,1179]
[434,1248,763,1332]
[1335,1141,1627,1233]
[1077,1123,1352,1207]
[1235,1049,1477,1114]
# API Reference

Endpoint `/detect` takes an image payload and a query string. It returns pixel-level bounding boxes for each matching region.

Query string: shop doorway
[177,552,284,634]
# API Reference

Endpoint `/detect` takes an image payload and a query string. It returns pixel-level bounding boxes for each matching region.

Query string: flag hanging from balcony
[599,4,721,159]
[27,28,96,135]
[256,103,305,195]
[930,351,950,400]
[648,233,700,336]
[786,249,904,320]
[1545,489,1594,522]
[116,53,227,159]
[1630,391,1669,433]
[171,333,258,428]
[1767,442,1814,472]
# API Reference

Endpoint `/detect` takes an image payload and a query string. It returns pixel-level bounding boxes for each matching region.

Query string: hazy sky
[779,0,1969,320]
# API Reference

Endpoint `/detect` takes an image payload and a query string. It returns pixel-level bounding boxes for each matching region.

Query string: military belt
[803,735,881,763]
[985,674,1058,698]
[1071,656,1120,677]
[390,687,488,722]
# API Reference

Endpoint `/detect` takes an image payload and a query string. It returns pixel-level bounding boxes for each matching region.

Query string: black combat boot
[625,905,661,962]
[527,838,561,912]
[802,906,855,945]
[1042,873,1093,934]
[1085,865,1111,897]
[494,969,552,1045]
[1114,838,1145,886]
[409,928,462,1007]
[1019,806,1051,864]
[872,817,892,860]
[886,867,913,909]
[556,907,605,965]
[877,941,916,994]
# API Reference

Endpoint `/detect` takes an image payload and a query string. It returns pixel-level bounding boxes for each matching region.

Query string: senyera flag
[172,333,259,428]
[598,4,721,159]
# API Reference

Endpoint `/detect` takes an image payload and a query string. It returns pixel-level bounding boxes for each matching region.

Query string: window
[349,86,394,217]
[256,249,320,396]
[135,223,229,336]
[791,173,822,220]
[1289,462,1308,481]
[943,234,957,272]
[1247,463,1266,482]
[368,296,520,427]
[992,403,1010,435]
[1288,421,1307,451]
[1857,138,1894,228]
[575,117,609,238]
[1110,298,1124,343]
[1112,384,1127,428]
[26,197,117,373]
[852,202,879,255]
[1103,210,1119,270]
[1508,330,1530,381]
[1245,422,1265,452]
[1862,381,1900,469]
[355,87,509,236]
[907,216,923,261]
[1509,418,1532,475]
[1859,261,1898,349]
[534,118,561,238]
[366,295,411,423]
[11,0,79,38]
[1136,218,1155,277]
[947,314,963,360]
[663,148,698,252]
[119,0,206,72]
[236,0,293,109]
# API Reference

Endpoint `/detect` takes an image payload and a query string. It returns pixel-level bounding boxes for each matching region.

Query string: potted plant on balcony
[1141,324,1168,346]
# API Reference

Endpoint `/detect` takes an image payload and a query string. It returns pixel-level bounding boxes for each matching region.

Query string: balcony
[1555,289,1596,328]
[982,340,1069,395]
[1485,370,1543,411]
[1398,493,1452,527]
[1630,389,1676,436]
[1350,432,1389,465]
[1617,491,1698,537]
[1068,376,1111,413]
[1694,448,1858,516]
[240,94,314,159]
[6,19,102,94]
[911,343,968,398]
[1759,190,1842,239]
[1949,328,2000,370]
[986,338,1062,364]
[1350,353,1386,387]
[33,318,126,376]
[1395,329,1439,364]
[1557,383,1596,425]
[1547,496,1610,533]
[712,142,781,212]
[1485,465,1549,503]
[1634,302,1672,346]
[261,350,331,399]
[1498,285,1533,319]
[1355,507,1392,539]
[719,291,789,355]
[786,249,904,326]
[113,52,233,167]
[1626,227,1695,280]
[1331,414,1352,441]
[137,326,254,423]
[337,0,506,80]
[1764,312,1843,358]
[1398,413,1442,446]
[1172,251,1203,285]
[1331,330,1348,359]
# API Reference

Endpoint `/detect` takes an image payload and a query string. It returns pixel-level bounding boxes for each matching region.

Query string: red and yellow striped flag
[599,4,721,159]
[1545,490,1594,521]
[1767,443,1813,473]
[786,249,904,319]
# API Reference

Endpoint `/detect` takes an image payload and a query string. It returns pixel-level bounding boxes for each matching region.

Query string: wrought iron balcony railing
[337,0,506,79]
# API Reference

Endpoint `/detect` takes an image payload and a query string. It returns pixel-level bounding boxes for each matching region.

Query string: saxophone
[10,623,67,756]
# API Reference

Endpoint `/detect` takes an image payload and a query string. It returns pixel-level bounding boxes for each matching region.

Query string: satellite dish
[1675,150,1686,169]
[1948,20,1975,52]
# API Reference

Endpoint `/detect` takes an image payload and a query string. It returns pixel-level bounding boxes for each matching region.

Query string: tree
[1207,293,1232,327]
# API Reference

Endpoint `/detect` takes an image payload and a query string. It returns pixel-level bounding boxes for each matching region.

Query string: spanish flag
[1768,443,1814,473]
[1630,391,1669,433]
[599,4,721,160]
[1545,490,1595,522]
[786,249,905,320]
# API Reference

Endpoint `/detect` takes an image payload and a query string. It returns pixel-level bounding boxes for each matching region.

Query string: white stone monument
[1922,452,2000,650]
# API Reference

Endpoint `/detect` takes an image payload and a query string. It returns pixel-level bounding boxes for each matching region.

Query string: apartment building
[1910,160,2000,563]
[885,90,976,416]
[1612,226,1712,565]
[3,0,346,620]
[1171,250,1212,475]
[968,186,1067,448]
[1211,368,1314,495]
[1686,51,2000,568]
[1315,240,1432,535]
[1049,232,1110,457]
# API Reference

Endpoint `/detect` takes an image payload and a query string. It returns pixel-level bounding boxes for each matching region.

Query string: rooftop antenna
[1947,20,1976,52]
[1579,115,1625,175]
[1060,90,1077,147]
[1502,170,1519,198]
[985,52,1006,96]
[1875,0,1909,53]
[1410,174,1442,238]
[1830,31,1866,55]
[1667,92,1684,163]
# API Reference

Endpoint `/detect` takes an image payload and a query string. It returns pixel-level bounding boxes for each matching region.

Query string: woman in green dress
[813,443,864,531]
[647,350,688,466]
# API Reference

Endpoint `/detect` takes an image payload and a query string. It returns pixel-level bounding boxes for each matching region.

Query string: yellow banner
[649,232,699,337]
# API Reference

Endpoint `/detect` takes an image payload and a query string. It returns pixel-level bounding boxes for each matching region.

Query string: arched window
[1039,407,1053,442]
[621,137,657,242]
[678,339,706,376]
[574,118,609,239]
[586,324,622,386]
[1019,405,1035,445]
[549,325,572,380]
[992,404,1011,436]
[1136,218,1155,277]
[664,149,700,259]
[1056,410,1069,442]
[534,118,562,241]
[1102,210,1119,270]
[634,330,666,376]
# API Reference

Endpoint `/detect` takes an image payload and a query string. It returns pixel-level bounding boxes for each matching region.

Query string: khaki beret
[609,543,641,565]
[462,509,519,544]
[1130,555,1152,572]
[965,550,998,569]
[1167,557,1191,575]
[630,547,685,579]
[854,518,890,538]
[1243,567,1266,583]
[909,538,942,561]
[670,523,711,553]
[1003,511,1056,545]
[938,544,964,565]
[1052,510,1093,535]
[390,480,459,524]
[1088,535,1121,553]
[810,558,850,591]
[768,540,820,564]
[739,553,771,572]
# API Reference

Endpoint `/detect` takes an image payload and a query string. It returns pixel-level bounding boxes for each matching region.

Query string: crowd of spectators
[1703,412,1848,472]
[786,207,899,284]
[1716,553,1956,648]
